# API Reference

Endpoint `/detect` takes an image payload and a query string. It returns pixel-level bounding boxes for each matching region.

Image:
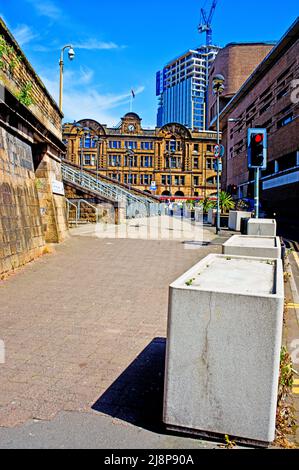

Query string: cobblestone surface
[0,233,220,430]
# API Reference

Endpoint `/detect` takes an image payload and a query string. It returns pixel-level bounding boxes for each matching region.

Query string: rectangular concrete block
[164,254,284,444]
[223,235,282,259]
[229,211,252,232]
[195,208,203,223]
[247,219,277,237]
[208,209,216,225]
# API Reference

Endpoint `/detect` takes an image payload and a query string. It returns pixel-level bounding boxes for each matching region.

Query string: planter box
[164,254,284,445]
[208,209,216,225]
[229,211,252,232]
[247,219,277,237]
[195,208,203,223]
[223,236,282,259]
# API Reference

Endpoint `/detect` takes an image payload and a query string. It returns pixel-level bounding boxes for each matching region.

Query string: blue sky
[1,0,298,127]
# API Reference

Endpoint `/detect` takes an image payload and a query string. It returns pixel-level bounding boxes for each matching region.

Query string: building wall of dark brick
[208,43,274,127]
[221,38,299,190]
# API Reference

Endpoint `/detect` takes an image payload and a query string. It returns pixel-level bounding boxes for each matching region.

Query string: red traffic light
[254,134,264,144]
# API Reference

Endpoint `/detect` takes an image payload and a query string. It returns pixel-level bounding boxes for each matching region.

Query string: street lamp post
[59,45,75,113]
[212,74,225,235]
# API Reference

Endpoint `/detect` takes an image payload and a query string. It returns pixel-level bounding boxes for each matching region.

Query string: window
[141,142,153,150]
[109,141,121,149]
[175,176,185,186]
[194,176,200,186]
[109,173,119,181]
[162,175,171,185]
[124,174,138,185]
[277,87,288,100]
[84,134,91,148]
[207,176,216,185]
[194,157,199,169]
[140,174,151,185]
[166,139,181,152]
[206,158,213,170]
[84,154,95,166]
[260,101,272,115]
[141,156,153,168]
[206,145,213,152]
[194,144,199,152]
[109,155,121,166]
[166,157,181,169]
[125,141,137,150]
[124,155,138,167]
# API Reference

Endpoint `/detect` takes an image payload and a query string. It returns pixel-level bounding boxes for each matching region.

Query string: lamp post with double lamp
[59,45,75,113]
[212,74,225,235]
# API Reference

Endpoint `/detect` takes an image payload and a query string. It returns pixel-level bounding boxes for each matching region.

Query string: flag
[131,89,135,99]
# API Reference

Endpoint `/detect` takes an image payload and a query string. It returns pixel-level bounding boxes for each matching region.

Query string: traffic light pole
[216,91,221,235]
[254,168,260,219]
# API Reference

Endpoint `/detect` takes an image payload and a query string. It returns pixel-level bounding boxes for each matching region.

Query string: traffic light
[248,129,267,170]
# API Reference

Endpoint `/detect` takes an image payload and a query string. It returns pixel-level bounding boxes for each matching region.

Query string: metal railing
[62,162,163,220]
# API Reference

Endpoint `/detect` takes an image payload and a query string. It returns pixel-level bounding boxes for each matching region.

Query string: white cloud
[12,24,38,46]
[74,39,125,51]
[40,69,145,126]
[79,66,94,85]
[26,0,61,20]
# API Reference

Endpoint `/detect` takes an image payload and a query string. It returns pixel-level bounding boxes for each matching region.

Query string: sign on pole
[214,145,225,158]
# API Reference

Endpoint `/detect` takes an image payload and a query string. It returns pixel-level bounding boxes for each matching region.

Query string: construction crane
[198,0,218,46]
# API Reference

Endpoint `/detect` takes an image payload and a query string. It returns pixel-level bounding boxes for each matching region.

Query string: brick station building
[63,113,219,199]
[209,18,299,235]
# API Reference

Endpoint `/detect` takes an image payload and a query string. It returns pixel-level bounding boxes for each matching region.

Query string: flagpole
[130,93,133,113]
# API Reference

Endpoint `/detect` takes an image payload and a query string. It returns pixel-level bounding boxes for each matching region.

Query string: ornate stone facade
[63,113,218,198]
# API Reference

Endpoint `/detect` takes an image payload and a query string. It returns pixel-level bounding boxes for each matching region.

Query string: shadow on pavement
[92,337,166,433]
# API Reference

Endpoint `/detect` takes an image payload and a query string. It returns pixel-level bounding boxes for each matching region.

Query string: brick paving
[0,234,220,429]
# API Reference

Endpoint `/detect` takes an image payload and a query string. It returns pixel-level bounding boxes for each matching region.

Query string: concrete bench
[223,235,282,259]
[229,211,252,232]
[164,254,284,445]
[247,219,277,237]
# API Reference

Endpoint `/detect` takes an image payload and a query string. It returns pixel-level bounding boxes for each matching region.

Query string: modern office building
[156,45,220,131]
[63,112,219,199]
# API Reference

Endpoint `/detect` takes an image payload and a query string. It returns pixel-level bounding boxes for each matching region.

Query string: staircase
[61,162,163,220]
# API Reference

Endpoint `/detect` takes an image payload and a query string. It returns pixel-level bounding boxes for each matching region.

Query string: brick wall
[0,18,62,139]
[64,184,118,225]
[0,127,45,276]
[208,43,274,126]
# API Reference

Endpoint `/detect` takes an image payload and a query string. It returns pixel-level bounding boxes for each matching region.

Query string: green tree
[200,197,216,214]
[219,191,235,214]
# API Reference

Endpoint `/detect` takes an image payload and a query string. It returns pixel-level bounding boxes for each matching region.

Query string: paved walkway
[0,226,221,447]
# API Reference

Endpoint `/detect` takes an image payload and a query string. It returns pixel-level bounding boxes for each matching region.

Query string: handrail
[66,199,78,226]
[77,199,99,224]
[62,162,152,206]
